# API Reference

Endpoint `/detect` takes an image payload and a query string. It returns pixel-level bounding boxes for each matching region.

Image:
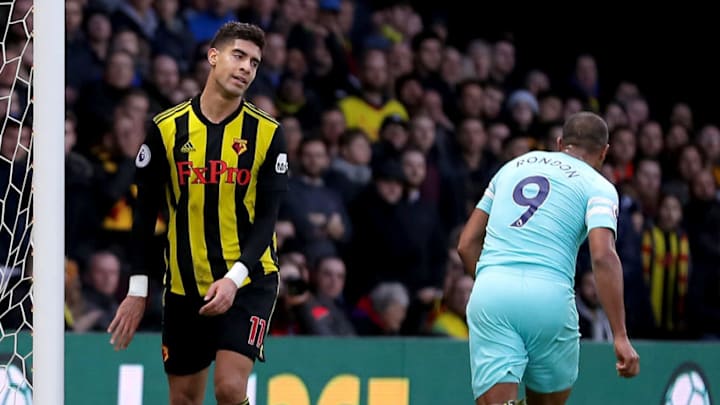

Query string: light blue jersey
[468,150,619,398]
[476,150,618,286]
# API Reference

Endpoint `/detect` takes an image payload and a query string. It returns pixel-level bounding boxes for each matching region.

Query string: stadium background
[1,0,720,403]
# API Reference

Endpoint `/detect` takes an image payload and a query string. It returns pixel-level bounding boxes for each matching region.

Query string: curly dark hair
[209,22,265,51]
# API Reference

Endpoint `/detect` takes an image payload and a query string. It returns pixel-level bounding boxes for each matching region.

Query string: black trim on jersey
[235,115,258,248]
[191,96,244,126]
[173,112,198,298]
[204,124,228,281]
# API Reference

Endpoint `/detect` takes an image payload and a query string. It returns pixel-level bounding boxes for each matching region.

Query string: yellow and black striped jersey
[131,96,288,297]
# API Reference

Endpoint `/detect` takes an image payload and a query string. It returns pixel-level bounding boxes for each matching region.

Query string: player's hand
[614,336,640,378]
[108,296,146,351]
[199,278,237,316]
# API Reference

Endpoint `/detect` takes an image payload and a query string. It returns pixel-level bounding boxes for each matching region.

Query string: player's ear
[599,144,609,164]
[556,136,564,151]
[208,47,218,67]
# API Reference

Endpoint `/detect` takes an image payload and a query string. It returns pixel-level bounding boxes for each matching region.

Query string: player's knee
[214,377,247,404]
[169,390,203,405]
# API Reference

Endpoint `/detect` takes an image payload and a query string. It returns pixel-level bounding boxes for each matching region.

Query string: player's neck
[562,147,595,167]
[199,83,243,124]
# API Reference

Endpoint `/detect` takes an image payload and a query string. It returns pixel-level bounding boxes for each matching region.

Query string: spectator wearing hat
[505,89,543,139]
[371,113,409,169]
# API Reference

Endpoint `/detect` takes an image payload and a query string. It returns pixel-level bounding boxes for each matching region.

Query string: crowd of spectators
[0,0,718,341]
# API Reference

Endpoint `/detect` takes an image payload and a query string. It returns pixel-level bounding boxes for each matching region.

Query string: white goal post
[32,0,65,403]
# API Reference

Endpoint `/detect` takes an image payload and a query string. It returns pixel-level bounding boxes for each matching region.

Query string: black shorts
[161,272,279,375]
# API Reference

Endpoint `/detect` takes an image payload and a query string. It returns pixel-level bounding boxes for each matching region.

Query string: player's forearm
[238,189,284,267]
[457,242,482,277]
[592,252,628,339]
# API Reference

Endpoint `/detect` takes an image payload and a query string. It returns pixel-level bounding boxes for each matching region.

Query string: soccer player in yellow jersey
[109,22,287,405]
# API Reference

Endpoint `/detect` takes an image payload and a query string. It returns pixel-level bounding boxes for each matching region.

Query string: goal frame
[32,0,65,403]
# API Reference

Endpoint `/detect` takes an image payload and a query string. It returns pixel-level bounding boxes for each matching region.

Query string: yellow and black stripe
[150,97,283,297]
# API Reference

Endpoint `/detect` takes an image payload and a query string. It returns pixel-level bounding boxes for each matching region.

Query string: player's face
[209,39,262,98]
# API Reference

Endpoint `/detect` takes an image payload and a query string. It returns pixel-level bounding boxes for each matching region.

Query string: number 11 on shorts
[248,316,266,348]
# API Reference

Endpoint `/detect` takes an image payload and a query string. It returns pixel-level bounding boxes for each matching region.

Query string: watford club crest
[232,138,248,155]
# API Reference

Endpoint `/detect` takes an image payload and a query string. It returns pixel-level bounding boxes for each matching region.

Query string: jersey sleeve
[130,124,168,276]
[585,180,619,238]
[257,125,288,191]
[476,170,500,214]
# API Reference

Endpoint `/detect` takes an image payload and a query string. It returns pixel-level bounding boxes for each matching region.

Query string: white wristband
[127,275,148,297]
[225,262,249,288]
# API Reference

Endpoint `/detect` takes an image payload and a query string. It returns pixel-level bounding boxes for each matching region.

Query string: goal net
[1,0,64,403]
[0,0,35,403]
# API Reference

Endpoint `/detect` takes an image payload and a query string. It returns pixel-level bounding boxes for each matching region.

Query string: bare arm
[457,209,490,277]
[588,227,627,338]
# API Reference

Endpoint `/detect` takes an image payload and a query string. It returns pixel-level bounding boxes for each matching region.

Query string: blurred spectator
[490,39,516,86]
[670,102,694,132]
[603,101,628,132]
[81,251,122,331]
[685,171,720,339]
[293,256,355,336]
[371,114,409,168]
[632,159,662,220]
[65,113,97,263]
[697,125,720,184]
[637,121,664,161]
[449,117,497,215]
[506,89,541,138]
[525,69,551,97]
[537,92,563,125]
[352,282,409,335]
[153,0,196,73]
[65,258,104,332]
[325,128,372,204]
[339,48,408,142]
[567,54,600,112]
[454,79,484,122]
[281,137,351,263]
[624,96,650,132]
[247,31,286,98]
[428,274,472,339]
[143,54,181,114]
[641,194,691,339]
[111,0,158,40]
[74,49,135,153]
[576,270,612,342]
[317,107,347,157]
[275,73,323,130]
[608,126,636,185]
[466,39,491,82]
[270,257,310,336]
[186,0,237,43]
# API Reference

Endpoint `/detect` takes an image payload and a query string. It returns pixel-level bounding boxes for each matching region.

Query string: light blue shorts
[467,267,580,400]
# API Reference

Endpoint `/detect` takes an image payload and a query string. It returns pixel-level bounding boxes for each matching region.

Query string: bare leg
[168,367,210,405]
[214,349,254,405]
[477,382,519,405]
[525,386,572,405]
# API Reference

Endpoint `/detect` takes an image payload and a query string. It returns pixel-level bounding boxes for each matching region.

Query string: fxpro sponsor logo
[662,362,713,405]
[0,354,32,405]
[176,160,252,185]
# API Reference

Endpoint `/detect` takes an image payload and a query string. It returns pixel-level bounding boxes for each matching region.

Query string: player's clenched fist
[199,278,238,316]
[614,336,640,378]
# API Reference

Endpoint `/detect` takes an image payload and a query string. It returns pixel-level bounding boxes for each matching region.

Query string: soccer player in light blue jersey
[458,112,640,405]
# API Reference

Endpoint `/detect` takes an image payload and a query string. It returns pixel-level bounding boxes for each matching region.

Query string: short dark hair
[210,22,266,51]
[562,112,609,153]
